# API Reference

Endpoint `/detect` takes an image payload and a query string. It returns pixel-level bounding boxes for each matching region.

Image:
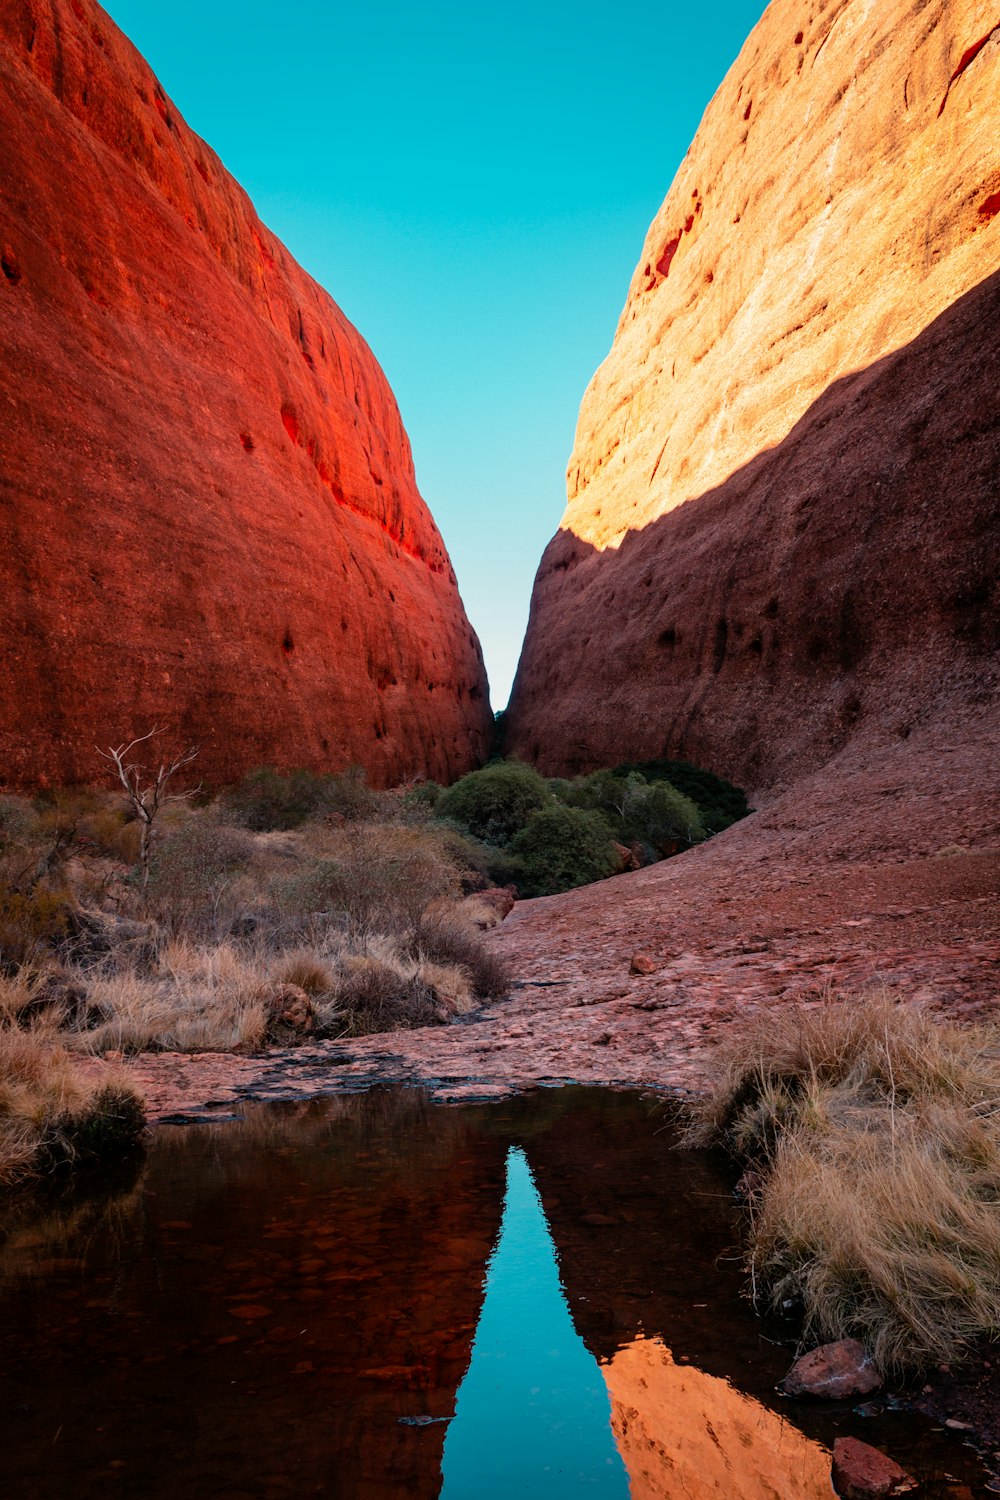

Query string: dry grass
[689,990,1000,1374]
[0,1025,145,1183]
[414,912,512,1000]
[0,790,513,1067]
[73,940,269,1055]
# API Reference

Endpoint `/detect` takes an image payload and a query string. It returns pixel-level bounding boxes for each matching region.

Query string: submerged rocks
[0,0,490,789]
[781,1340,883,1401]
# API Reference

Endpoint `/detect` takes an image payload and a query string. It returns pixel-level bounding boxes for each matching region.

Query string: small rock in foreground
[832,1436,917,1498]
[780,1338,882,1400]
[629,951,658,976]
[264,983,316,1043]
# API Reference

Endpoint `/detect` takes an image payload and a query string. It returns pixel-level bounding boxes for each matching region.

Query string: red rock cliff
[0,0,491,789]
[508,0,999,794]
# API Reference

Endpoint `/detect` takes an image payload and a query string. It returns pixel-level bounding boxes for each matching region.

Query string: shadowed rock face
[0,0,491,789]
[508,0,999,796]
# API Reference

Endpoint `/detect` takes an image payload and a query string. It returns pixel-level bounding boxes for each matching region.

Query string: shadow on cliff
[507,267,1000,793]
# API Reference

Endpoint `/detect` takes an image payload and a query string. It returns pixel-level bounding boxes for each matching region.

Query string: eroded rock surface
[507,0,999,794]
[0,0,490,788]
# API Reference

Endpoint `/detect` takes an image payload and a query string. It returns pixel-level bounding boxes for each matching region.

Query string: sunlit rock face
[0,0,491,789]
[508,0,999,794]
[604,1338,835,1500]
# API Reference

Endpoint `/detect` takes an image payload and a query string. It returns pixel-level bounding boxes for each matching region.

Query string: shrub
[78,807,143,863]
[221,767,326,830]
[222,766,382,831]
[402,780,444,814]
[42,1083,147,1166]
[613,757,750,832]
[415,912,512,999]
[437,761,551,847]
[621,778,704,851]
[688,992,1000,1374]
[0,795,37,853]
[333,957,443,1035]
[0,1026,145,1182]
[556,768,634,822]
[146,820,255,934]
[0,884,76,971]
[509,805,618,897]
[277,825,458,941]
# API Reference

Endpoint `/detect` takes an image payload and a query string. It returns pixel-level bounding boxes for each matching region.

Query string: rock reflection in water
[0,1086,986,1499]
[604,1336,834,1499]
[441,1147,629,1496]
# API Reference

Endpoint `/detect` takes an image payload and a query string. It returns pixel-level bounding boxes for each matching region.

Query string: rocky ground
[103,716,999,1123]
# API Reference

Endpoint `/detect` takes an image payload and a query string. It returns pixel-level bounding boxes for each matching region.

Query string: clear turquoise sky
[102,0,767,709]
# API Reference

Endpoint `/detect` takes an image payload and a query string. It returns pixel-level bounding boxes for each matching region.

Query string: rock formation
[0,0,491,789]
[508,0,999,794]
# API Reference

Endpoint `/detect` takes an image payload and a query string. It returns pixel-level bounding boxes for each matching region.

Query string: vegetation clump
[431,754,744,897]
[0,1024,145,1184]
[0,746,514,1131]
[688,991,1000,1374]
[509,805,619,897]
[437,761,551,847]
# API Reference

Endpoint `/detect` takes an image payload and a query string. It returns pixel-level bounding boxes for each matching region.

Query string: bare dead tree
[97,729,200,890]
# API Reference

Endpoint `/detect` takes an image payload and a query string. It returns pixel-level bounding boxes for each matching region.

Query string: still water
[0,1086,988,1498]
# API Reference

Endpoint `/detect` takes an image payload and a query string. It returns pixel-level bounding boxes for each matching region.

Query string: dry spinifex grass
[688,989,1000,1373]
[0,1022,144,1184]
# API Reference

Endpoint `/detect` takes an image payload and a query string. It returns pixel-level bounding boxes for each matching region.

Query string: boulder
[780,1339,882,1400]
[629,952,658,976]
[832,1437,918,1499]
[477,887,517,923]
[264,984,316,1043]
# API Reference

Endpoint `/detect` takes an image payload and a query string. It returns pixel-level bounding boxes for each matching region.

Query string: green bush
[509,805,618,897]
[612,758,750,832]
[555,768,632,821]
[221,766,381,832]
[620,779,704,851]
[402,779,444,814]
[437,762,551,847]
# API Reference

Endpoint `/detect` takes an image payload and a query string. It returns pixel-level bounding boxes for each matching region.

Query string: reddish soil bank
[108,714,1000,1122]
[0,0,491,788]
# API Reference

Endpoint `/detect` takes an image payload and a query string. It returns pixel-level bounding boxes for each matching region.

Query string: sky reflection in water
[441,1147,629,1498]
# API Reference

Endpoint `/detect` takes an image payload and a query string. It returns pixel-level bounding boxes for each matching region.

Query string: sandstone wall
[0,0,491,789]
[508,0,999,794]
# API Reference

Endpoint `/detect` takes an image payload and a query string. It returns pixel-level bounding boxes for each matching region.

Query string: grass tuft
[688,990,1000,1374]
[0,1026,145,1183]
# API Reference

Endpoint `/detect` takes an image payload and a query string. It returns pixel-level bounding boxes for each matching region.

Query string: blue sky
[102,0,767,708]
